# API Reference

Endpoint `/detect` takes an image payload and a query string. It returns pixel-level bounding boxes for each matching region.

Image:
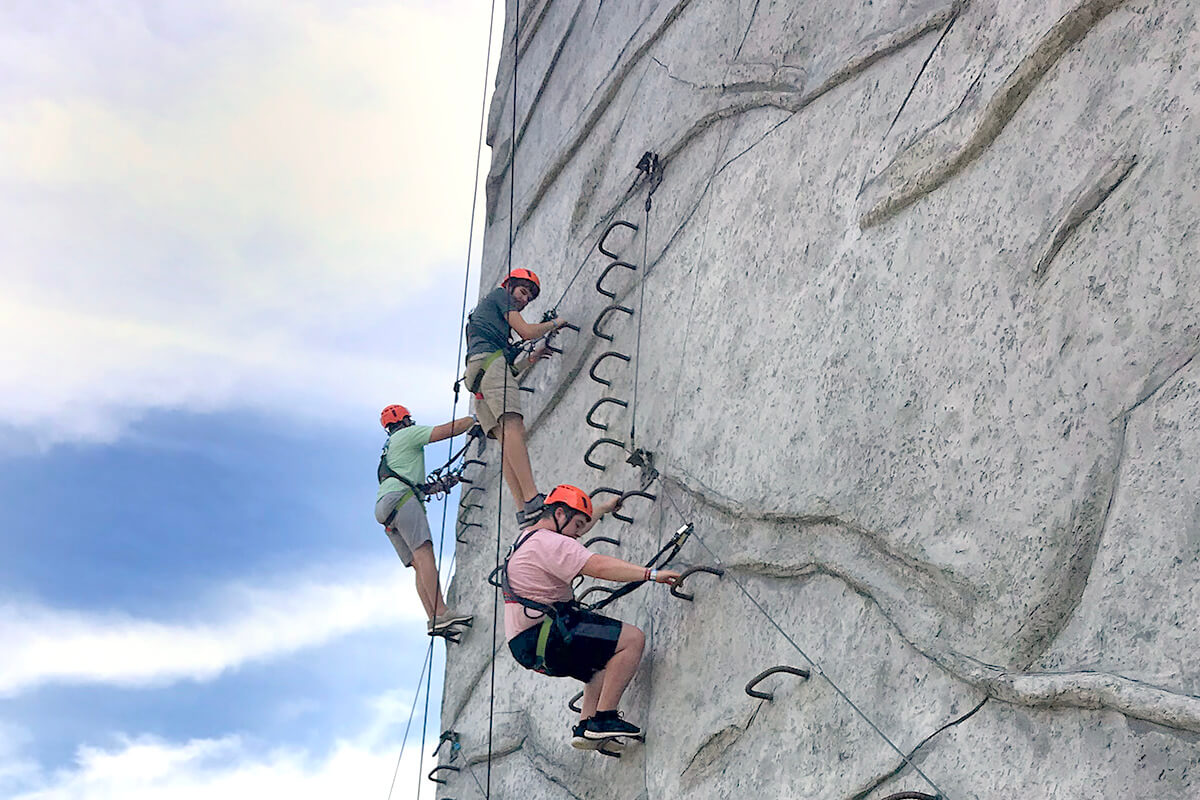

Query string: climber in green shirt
[375,403,477,636]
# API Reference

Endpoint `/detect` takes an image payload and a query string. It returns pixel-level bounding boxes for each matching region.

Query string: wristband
[643,567,651,581]
[649,569,659,583]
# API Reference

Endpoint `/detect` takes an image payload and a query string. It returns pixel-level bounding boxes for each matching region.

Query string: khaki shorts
[465,353,523,437]
[375,492,432,567]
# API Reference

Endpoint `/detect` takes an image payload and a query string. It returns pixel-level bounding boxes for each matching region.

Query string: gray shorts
[375,492,432,567]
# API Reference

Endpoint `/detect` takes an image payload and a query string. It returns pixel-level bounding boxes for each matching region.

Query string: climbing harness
[463,347,520,394]
[485,528,581,675]
[458,312,579,400]
[583,522,693,612]
[377,430,486,528]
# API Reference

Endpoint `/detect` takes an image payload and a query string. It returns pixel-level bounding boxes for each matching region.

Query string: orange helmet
[380,404,411,428]
[545,484,593,520]
[501,268,540,297]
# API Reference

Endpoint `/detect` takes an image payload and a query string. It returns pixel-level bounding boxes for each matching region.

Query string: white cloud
[0,0,497,443]
[0,292,454,444]
[2,695,454,800]
[0,722,39,791]
[0,561,425,696]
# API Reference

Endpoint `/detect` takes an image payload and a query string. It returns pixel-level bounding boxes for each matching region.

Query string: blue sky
[0,1,498,797]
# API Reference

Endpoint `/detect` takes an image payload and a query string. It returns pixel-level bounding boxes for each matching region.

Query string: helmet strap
[551,506,576,535]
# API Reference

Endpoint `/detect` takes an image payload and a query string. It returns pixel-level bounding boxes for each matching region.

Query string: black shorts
[508,604,623,682]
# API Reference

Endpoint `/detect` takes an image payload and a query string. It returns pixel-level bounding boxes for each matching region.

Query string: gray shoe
[427,610,474,634]
[515,493,547,527]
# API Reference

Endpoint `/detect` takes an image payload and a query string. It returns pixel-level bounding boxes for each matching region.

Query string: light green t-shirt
[376,425,434,504]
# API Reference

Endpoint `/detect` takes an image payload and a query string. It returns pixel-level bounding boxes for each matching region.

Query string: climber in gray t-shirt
[463,268,571,524]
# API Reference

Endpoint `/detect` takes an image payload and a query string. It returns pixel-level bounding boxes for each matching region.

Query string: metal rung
[577,585,616,604]
[589,351,631,386]
[744,666,810,701]
[586,397,629,431]
[583,535,621,548]
[670,565,725,601]
[546,322,581,354]
[487,564,503,589]
[598,220,639,259]
[592,304,634,342]
[428,765,460,785]
[612,489,656,524]
[584,437,626,471]
[596,261,638,299]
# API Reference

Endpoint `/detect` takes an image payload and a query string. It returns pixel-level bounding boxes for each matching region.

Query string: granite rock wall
[439,1,1200,798]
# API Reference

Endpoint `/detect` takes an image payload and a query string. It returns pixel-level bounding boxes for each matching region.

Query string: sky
[0,1,501,797]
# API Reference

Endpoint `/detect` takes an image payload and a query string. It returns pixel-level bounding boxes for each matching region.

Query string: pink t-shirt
[503,528,593,640]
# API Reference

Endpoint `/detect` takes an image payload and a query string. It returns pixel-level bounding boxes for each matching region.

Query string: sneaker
[570,721,601,750]
[583,710,641,740]
[514,493,546,527]
[427,610,474,634]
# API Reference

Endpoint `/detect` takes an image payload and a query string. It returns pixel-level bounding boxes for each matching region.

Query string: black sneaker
[583,710,641,740]
[570,721,600,750]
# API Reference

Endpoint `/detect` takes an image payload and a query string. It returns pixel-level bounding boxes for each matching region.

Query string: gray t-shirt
[466,286,517,358]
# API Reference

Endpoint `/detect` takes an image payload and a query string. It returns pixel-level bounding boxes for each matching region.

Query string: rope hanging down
[486,2,521,797]
[384,638,434,800]
[391,0,499,797]
[629,152,661,450]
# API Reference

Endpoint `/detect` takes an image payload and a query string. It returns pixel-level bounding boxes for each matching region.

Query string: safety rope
[550,206,620,315]
[464,759,489,797]
[629,175,652,449]
[657,487,950,799]
[414,629,434,800]
[486,2,520,797]
[426,0,498,644]
[389,0,499,796]
[384,638,434,800]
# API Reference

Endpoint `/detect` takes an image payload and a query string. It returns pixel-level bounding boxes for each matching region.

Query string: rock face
[440,1,1200,798]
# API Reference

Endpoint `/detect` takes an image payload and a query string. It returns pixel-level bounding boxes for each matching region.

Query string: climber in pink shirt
[500,484,680,748]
